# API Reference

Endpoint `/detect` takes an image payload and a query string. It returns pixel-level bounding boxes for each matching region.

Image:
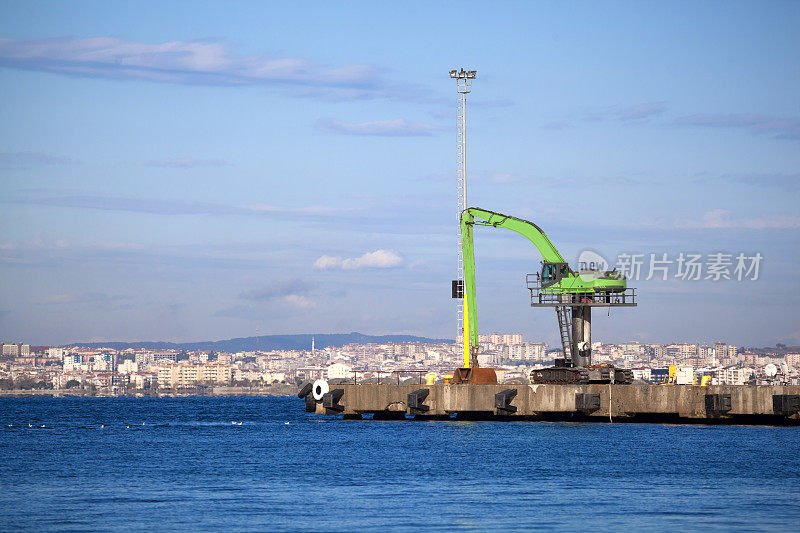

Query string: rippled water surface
[1,396,798,531]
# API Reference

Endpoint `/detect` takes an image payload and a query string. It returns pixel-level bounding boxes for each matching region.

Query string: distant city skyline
[1,2,799,346]
[4,336,798,393]
[0,333,793,354]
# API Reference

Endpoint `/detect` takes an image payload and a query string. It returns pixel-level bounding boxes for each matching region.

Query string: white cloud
[35,293,80,304]
[616,102,668,120]
[90,241,146,251]
[673,113,800,140]
[676,209,800,229]
[313,255,344,270]
[582,101,669,123]
[542,121,570,130]
[0,151,77,166]
[313,249,404,270]
[282,294,316,308]
[238,280,316,309]
[147,158,229,168]
[0,37,400,100]
[489,173,521,184]
[13,189,361,220]
[316,118,441,137]
[243,204,358,215]
[34,292,127,305]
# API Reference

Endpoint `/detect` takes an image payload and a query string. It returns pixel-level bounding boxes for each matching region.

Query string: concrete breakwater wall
[302,383,800,425]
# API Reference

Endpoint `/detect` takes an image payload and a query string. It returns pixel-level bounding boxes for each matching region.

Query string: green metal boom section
[460,207,627,352]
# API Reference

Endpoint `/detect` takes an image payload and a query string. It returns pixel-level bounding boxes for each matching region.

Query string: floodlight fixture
[449,68,478,80]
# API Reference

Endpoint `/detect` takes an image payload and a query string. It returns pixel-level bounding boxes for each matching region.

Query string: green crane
[456,207,632,384]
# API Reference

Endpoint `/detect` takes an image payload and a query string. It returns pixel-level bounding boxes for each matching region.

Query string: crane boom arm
[461,207,567,354]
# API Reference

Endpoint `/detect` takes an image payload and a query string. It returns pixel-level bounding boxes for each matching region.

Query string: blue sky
[1,1,798,347]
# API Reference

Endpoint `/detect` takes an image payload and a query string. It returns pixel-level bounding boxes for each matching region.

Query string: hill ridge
[68,332,453,352]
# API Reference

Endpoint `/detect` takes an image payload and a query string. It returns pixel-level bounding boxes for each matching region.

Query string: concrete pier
[302,383,800,425]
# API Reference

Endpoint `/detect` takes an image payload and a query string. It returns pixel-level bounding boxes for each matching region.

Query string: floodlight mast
[450,68,475,210]
[450,67,477,367]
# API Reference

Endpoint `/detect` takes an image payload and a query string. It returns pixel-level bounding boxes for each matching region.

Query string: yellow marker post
[462,300,470,368]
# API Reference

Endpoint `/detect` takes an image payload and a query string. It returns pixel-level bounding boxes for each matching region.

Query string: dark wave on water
[1,396,798,531]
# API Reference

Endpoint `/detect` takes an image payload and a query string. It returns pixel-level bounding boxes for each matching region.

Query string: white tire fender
[312,379,329,401]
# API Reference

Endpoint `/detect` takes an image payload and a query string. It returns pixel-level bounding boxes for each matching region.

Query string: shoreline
[0,386,298,398]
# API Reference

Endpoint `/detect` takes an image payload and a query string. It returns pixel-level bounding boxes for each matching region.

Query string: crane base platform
[526,274,637,307]
[530,365,634,384]
[298,383,800,425]
[451,367,498,384]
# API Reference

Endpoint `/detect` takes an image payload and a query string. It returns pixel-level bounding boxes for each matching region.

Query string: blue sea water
[1,396,798,531]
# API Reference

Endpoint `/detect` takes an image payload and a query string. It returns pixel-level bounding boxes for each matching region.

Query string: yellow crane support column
[462,300,470,368]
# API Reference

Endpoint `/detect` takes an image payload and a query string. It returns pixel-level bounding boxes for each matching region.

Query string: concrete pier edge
[302,383,800,426]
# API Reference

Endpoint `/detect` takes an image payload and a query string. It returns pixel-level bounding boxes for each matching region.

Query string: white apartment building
[424,349,442,362]
[2,343,19,357]
[49,347,65,359]
[722,367,754,385]
[53,373,86,389]
[622,342,641,355]
[664,344,697,360]
[234,369,287,383]
[674,365,694,385]
[488,334,523,346]
[134,352,155,365]
[63,355,88,373]
[155,363,232,388]
[727,345,738,360]
[130,373,156,389]
[508,342,547,361]
[295,367,326,382]
[697,346,713,364]
[327,362,354,380]
[118,360,139,374]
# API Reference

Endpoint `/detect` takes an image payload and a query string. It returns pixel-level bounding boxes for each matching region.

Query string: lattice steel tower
[449,68,476,361]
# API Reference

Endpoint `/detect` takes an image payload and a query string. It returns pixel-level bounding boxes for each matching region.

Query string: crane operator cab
[540,262,570,289]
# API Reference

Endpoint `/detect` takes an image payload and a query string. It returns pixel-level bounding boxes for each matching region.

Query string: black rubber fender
[297,382,313,398]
